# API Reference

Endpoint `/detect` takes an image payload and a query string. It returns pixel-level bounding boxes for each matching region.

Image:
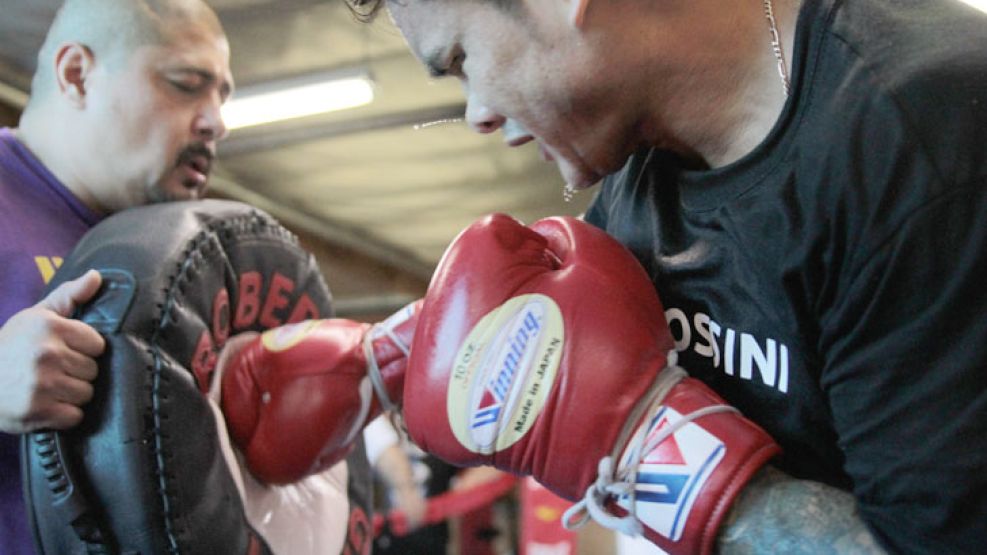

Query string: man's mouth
[501,128,596,186]
[502,132,553,161]
[186,154,211,178]
[505,135,535,148]
[177,145,215,188]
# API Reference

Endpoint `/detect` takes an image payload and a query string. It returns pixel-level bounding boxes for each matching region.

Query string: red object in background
[520,477,578,555]
[458,500,498,555]
[372,473,517,538]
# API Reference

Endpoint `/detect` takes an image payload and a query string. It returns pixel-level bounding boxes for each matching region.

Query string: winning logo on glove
[448,294,564,454]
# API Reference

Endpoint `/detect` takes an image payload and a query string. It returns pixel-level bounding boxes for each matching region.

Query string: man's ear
[53,42,95,107]
[567,0,591,28]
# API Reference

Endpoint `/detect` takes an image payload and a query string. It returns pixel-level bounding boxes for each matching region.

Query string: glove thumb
[37,269,103,317]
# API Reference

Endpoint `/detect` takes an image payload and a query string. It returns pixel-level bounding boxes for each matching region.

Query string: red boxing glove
[219,300,420,484]
[402,214,779,555]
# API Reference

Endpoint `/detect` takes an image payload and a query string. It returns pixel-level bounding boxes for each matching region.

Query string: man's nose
[466,95,506,134]
[194,99,229,142]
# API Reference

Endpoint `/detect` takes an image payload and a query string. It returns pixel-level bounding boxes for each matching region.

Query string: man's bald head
[28,0,225,104]
[16,0,232,215]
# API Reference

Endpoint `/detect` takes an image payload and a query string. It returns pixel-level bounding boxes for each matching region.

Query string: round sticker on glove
[260,319,320,351]
[449,294,564,454]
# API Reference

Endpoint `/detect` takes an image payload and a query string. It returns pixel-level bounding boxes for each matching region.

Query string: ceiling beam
[0,53,34,92]
[0,81,28,111]
[0,59,29,110]
[218,102,466,157]
[213,0,331,24]
[208,174,436,282]
[333,293,419,318]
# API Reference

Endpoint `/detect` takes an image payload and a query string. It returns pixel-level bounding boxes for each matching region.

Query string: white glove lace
[561,350,739,537]
[364,322,410,414]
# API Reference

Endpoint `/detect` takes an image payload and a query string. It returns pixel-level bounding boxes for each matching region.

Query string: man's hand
[0,270,106,433]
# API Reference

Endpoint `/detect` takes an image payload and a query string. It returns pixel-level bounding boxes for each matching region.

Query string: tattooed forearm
[716,466,886,554]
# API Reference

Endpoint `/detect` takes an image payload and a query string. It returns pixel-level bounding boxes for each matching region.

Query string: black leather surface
[21,199,372,555]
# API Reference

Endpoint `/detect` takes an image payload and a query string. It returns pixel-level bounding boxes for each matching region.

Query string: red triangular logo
[479,389,498,410]
[642,417,686,465]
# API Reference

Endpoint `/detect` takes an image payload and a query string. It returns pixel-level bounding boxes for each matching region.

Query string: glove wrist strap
[561,351,739,537]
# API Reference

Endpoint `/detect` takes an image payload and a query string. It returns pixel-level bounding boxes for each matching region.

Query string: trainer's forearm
[717,466,886,554]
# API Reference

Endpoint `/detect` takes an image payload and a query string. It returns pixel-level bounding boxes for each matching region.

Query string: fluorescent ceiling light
[222,73,375,130]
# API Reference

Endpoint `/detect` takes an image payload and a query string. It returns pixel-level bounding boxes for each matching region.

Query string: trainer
[0,1,231,551]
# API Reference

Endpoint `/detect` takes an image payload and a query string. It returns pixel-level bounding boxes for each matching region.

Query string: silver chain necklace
[763,0,791,96]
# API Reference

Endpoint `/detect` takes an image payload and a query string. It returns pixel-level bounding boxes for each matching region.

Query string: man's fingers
[48,371,96,407]
[9,351,99,433]
[13,398,86,434]
[37,269,102,317]
[19,372,95,432]
[37,403,85,432]
[56,347,100,382]
[34,362,97,405]
[57,317,106,358]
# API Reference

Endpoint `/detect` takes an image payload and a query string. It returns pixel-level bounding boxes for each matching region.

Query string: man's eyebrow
[423,49,447,78]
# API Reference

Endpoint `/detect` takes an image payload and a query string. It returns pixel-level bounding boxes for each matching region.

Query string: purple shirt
[0,127,101,555]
